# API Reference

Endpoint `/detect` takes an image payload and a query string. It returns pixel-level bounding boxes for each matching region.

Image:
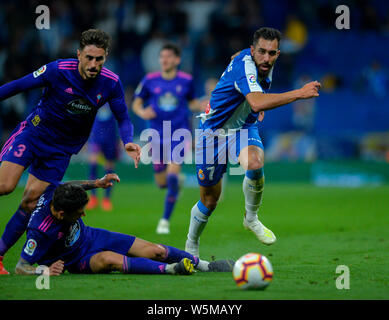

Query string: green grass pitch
[0,181,388,300]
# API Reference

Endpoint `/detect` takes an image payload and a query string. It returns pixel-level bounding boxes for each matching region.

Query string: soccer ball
[233,253,273,290]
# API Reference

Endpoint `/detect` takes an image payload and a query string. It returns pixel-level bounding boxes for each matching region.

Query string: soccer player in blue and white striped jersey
[185,27,321,257]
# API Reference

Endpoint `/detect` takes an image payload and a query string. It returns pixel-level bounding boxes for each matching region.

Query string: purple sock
[0,206,30,256]
[160,245,199,267]
[122,256,167,274]
[162,173,179,220]
[89,163,98,196]
[104,168,114,198]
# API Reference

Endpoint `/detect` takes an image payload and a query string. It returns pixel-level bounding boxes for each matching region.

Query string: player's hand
[49,260,64,276]
[141,106,157,120]
[125,142,141,168]
[298,81,321,99]
[258,111,265,122]
[97,173,120,189]
[231,51,241,60]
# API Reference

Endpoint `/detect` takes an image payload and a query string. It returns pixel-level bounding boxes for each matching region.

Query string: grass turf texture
[0,181,388,300]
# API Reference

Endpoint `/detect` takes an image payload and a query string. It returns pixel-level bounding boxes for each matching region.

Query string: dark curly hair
[79,29,111,53]
[52,183,89,214]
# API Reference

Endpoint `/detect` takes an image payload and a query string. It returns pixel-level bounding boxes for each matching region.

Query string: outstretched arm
[66,173,120,191]
[246,81,321,113]
[15,258,64,276]
[0,72,46,101]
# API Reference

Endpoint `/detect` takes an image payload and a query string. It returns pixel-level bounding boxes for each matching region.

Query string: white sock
[243,175,265,222]
[187,202,211,243]
[196,259,210,271]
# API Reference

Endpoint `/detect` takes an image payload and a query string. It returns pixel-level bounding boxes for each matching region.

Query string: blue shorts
[0,121,71,184]
[195,126,264,187]
[66,227,136,274]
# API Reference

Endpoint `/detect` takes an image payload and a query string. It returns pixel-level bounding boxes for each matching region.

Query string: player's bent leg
[0,161,25,196]
[89,251,124,273]
[0,174,50,266]
[157,163,181,234]
[101,159,115,211]
[21,174,51,213]
[154,166,167,188]
[89,250,194,275]
[238,146,276,245]
[87,153,99,210]
[185,181,222,257]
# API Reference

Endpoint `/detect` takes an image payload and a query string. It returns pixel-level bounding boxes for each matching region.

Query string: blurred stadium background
[0,0,388,187]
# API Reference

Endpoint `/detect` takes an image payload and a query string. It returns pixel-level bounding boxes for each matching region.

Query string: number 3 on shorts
[13,144,26,158]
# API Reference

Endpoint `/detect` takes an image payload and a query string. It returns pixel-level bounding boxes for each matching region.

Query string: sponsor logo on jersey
[198,169,205,181]
[65,220,81,247]
[33,65,47,78]
[24,239,37,256]
[66,99,94,115]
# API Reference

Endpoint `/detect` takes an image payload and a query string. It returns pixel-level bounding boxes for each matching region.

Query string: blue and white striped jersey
[198,48,272,132]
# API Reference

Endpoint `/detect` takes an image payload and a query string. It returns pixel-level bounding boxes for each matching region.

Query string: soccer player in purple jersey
[86,103,119,211]
[185,28,321,257]
[132,43,204,235]
[14,173,234,276]
[0,29,141,274]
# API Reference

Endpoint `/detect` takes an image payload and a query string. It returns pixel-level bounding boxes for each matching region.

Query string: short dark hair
[79,29,111,53]
[160,42,181,57]
[52,183,89,214]
[253,27,282,48]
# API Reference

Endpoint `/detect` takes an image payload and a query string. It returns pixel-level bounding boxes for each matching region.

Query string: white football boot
[243,216,276,245]
[156,218,170,234]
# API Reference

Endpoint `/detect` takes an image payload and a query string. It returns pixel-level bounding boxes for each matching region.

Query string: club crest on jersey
[33,65,47,78]
[96,93,102,103]
[198,169,205,181]
[66,98,94,115]
[24,239,37,256]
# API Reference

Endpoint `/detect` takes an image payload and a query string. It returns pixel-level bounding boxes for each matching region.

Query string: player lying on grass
[14,174,234,276]
[0,29,141,274]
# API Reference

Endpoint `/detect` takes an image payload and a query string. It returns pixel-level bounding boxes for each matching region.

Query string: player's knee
[144,243,165,260]
[99,252,117,270]
[247,158,264,171]
[0,181,17,196]
[20,194,40,214]
[201,196,218,211]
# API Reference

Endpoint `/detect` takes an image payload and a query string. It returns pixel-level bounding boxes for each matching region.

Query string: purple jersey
[134,71,195,136]
[90,102,118,144]
[0,59,133,155]
[21,184,135,271]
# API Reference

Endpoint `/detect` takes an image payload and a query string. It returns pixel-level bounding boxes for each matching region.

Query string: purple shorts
[151,139,191,173]
[0,121,71,184]
[66,227,136,274]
